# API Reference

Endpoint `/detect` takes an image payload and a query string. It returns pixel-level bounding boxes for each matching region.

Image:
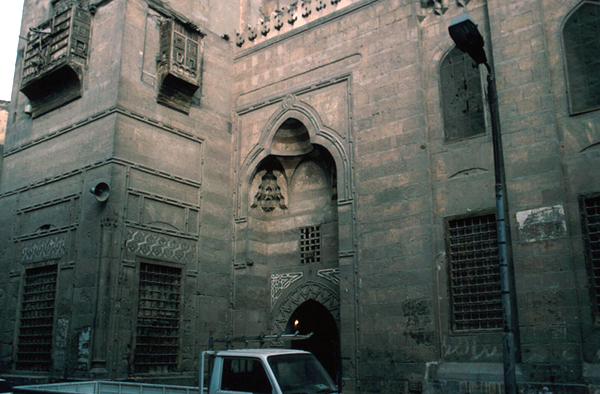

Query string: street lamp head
[448,13,488,65]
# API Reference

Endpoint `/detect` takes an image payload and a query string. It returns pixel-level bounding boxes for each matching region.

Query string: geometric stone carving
[21,234,67,263]
[247,24,257,41]
[236,0,360,48]
[236,30,245,47]
[271,272,303,307]
[317,268,340,285]
[124,227,197,264]
[251,170,287,212]
[273,9,284,30]
[418,0,452,18]
[301,0,312,18]
[156,19,202,114]
[260,18,270,36]
[20,6,92,117]
[287,3,298,25]
[434,1,449,15]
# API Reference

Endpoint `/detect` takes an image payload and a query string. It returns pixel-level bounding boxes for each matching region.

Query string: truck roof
[213,349,311,358]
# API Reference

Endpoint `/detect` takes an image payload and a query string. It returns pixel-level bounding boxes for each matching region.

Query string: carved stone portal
[156,19,202,114]
[20,6,92,117]
[273,281,340,334]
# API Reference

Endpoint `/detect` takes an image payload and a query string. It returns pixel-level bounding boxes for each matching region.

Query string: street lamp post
[448,13,517,394]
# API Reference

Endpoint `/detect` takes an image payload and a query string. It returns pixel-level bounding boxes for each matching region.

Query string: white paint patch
[516,204,567,243]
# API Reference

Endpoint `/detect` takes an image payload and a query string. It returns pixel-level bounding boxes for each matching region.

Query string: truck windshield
[267,354,338,394]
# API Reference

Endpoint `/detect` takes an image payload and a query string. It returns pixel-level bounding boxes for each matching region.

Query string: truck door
[217,357,276,394]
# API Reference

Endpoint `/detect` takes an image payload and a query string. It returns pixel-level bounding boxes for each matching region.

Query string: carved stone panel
[20,6,92,117]
[21,233,68,263]
[156,19,202,114]
[317,268,340,285]
[124,227,197,265]
[271,272,303,307]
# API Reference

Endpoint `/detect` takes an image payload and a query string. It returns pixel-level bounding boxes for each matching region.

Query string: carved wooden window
[446,213,502,331]
[51,0,89,14]
[156,19,202,114]
[440,47,486,142]
[580,193,600,326]
[134,263,181,373]
[563,2,600,115]
[300,226,321,264]
[20,6,91,117]
[16,263,58,371]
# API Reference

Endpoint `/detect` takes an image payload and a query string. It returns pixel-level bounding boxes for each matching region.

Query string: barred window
[440,47,486,142]
[563,2,600,115]
[16,263,58,371]
[300,226,321,265]
[580,193,600,324]
[134,263,182,374]
[446,213,502,331]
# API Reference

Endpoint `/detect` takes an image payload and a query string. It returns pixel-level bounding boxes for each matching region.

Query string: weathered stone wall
[0,100,8,177]
[0,0,236,382]
[232,0,600,393]
[1,0,599,392]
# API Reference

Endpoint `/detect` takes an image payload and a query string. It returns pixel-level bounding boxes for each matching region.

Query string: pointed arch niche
[245,113,340,269]
[246,143,339,270]
[232,97,355,337]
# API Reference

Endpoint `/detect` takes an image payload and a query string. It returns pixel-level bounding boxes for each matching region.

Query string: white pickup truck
[201,348,339,394]
[11,338,339,394]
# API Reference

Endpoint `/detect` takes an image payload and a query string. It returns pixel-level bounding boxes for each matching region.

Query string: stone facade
[0,100,7,175]
[1,0,600,393]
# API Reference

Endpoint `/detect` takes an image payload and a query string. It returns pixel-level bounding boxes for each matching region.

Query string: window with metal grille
[446,213,502,331]
[134,263,181,374]
[440,47,486,142]
[16,263,58,371]
[580,193,600,324]
[563,2,600,115]
[300,226,321,264]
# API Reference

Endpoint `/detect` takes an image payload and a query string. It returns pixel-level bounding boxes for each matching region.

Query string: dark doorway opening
[285,300,341,387]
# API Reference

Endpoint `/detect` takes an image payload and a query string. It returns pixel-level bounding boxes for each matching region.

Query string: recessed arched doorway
[285,300,341,387]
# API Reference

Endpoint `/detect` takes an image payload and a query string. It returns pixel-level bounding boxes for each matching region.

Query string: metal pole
[485,63,517,394]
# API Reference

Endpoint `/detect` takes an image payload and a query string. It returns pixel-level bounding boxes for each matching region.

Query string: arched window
[563,1,600,115]
[440,47,486,143]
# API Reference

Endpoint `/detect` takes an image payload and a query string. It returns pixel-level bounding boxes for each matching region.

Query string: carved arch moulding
[272,281,341,335]
[235,96,352,221]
